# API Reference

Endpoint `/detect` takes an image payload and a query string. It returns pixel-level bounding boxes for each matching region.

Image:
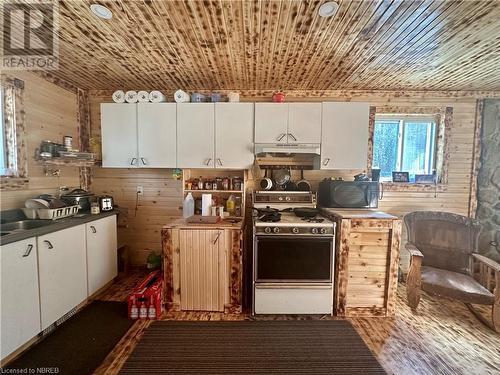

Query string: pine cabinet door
[179,229,226,312]
[254,103,288,143]
[177,103,215,168]
[287,103,322,144]
[321,102,370,169]
[38,225,87,330]
[215,103,254,169]
[137,103,177,168]
[101,103,138,167]
[0,238,40,360]
[86,216,117,296]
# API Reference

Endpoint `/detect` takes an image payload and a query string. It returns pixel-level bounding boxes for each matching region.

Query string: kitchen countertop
[163,217,244,230]
[0,210,118,246]
[320,208,398,220]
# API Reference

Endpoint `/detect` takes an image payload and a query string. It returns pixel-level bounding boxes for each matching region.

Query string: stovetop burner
[258,212,282,222]
[301,217,325,223]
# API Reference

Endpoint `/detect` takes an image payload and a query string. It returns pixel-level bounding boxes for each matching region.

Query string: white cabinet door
[101,103,138,168]
[177,103,215,168]
[38,225,87,330]
[215,103,254,169]
[86,216,117,296]
[0,238,40,360]
[321,102,370,170]
[254,103,288,143]
[287,103,322,144]
[137,103,177,168]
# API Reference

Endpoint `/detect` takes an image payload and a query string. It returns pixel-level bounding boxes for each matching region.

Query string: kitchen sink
[0,220,53,232]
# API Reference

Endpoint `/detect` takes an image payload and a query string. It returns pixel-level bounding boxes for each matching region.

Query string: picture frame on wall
[392,171,410,183]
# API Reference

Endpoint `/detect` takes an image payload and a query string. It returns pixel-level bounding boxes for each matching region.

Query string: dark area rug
[119,320,386,374]
[5,301,133,375]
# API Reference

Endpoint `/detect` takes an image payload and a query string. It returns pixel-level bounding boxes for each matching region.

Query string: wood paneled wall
[89,91,482,268]
[0,72,80,210]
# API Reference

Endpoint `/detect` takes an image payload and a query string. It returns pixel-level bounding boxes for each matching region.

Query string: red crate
[128,270,163,320]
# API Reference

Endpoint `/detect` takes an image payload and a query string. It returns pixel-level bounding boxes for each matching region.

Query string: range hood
[254,143,321,169]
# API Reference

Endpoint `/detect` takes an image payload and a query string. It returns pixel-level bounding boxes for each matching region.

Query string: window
[0,85,5,174]
[373,116,437,182]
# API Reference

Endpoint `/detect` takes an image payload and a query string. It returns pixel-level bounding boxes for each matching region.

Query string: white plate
[25,198,50,209]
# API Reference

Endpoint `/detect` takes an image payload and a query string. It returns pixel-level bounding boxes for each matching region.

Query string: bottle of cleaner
[226,194,236,216]
[139,300,148,319]
[183,192,195,218]
[130,297,139,319]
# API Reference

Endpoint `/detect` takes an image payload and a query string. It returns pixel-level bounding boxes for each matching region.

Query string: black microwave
[318,180,379,208]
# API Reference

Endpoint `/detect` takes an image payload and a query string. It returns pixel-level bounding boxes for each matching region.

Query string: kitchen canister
[227,91,240,102]
[174,89,190,103]
[191,92,206,102]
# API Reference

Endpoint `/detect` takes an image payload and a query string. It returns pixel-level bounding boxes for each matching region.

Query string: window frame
[374,114,439,182]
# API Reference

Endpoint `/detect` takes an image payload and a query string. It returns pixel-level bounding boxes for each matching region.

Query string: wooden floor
[94,269,500,375]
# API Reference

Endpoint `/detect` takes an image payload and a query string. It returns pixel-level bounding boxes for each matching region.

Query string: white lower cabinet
[37,225,88,330]
[86,215,117,296]
[0,238,41,360]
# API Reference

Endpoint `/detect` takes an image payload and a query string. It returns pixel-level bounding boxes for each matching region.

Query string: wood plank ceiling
[16,0,500,91]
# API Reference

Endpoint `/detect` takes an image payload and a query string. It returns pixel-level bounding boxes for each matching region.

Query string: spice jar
[222,177,230,190]
[197,177,204,190]
[204,180,212,190]
[232,177,242,191]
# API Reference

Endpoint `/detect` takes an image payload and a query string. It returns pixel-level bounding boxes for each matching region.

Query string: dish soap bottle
[226,194,236,216]
[183,193,195,218]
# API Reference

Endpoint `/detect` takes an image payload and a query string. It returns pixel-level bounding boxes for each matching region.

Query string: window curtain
[1,76,27,177]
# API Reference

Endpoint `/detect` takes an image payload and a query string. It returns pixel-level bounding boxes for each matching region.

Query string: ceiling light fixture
[318,1,339,18]
[90,4,113,20]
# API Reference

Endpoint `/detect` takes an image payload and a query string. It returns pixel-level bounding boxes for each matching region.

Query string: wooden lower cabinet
[323,210,402,317]
[162,225,243,313]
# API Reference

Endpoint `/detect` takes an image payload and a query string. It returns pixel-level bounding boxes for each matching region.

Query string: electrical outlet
[136,186,144,195]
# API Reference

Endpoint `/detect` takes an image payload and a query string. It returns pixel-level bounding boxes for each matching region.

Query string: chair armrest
[406,242,423,258]
[473,253,500,273]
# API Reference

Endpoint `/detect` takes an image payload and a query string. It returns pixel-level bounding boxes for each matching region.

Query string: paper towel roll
[137,90,150,103]
[149,90,167,103]
[228,91,240,102]
[112,90,125,103]
[125,90,138,103]
[201,194,212,216]
[174,89,190,103]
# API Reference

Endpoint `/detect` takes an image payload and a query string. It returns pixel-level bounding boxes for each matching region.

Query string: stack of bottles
[128,270,163,320]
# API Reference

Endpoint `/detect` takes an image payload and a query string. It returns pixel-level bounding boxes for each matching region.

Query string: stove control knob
[264,227,272,234]
[320,228,327,234]
[311,228,318,234]
[278,196,284,201]
[273,227,280,234]
[292,227,299,234]
[285,196,291,202]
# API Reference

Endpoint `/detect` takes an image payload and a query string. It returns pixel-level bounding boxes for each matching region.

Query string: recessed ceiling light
[318,1,339,18]
[90,4,113,20]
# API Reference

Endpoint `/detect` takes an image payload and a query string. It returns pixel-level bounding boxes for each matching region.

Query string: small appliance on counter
[98,195,114,211]
[60,188,95,212]
[318,179,379,208]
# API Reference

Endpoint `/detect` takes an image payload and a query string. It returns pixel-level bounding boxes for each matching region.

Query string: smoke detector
[90,4,113,20]
[318,1,339,18]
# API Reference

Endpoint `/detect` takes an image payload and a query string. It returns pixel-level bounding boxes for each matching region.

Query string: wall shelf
[37,157,97,168]
[184,189,243,194]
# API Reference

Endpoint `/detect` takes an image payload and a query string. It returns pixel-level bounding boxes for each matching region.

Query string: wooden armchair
[404,211,499,332]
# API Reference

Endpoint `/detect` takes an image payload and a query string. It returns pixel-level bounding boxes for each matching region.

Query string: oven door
[254,235,333,283]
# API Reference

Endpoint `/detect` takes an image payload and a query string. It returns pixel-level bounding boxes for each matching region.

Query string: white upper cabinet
[254,103,288,143]
[287,103,322,144]
[1,238,41,360]
[101,103,138,167]
[215,103,254,169]
[177,103,215,168]
[137,103,176,168]
[321,102,370,170]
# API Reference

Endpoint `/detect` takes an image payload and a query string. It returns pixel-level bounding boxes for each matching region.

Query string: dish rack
[23,205,79,220]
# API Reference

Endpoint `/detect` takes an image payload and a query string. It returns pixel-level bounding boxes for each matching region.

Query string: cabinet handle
[22,244,33,257]
[205,158,212,166]
[217,158,223,166]
[322,158,330,166]
[288,133,297,141]
[140,157,147,165]
[130,157,137,165]
[44,240,54,249]
[90,225,97,233]
[213,232,220,244]
[277,133,286,141]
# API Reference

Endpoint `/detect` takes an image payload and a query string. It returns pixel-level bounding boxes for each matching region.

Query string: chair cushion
[421,266,494,305]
